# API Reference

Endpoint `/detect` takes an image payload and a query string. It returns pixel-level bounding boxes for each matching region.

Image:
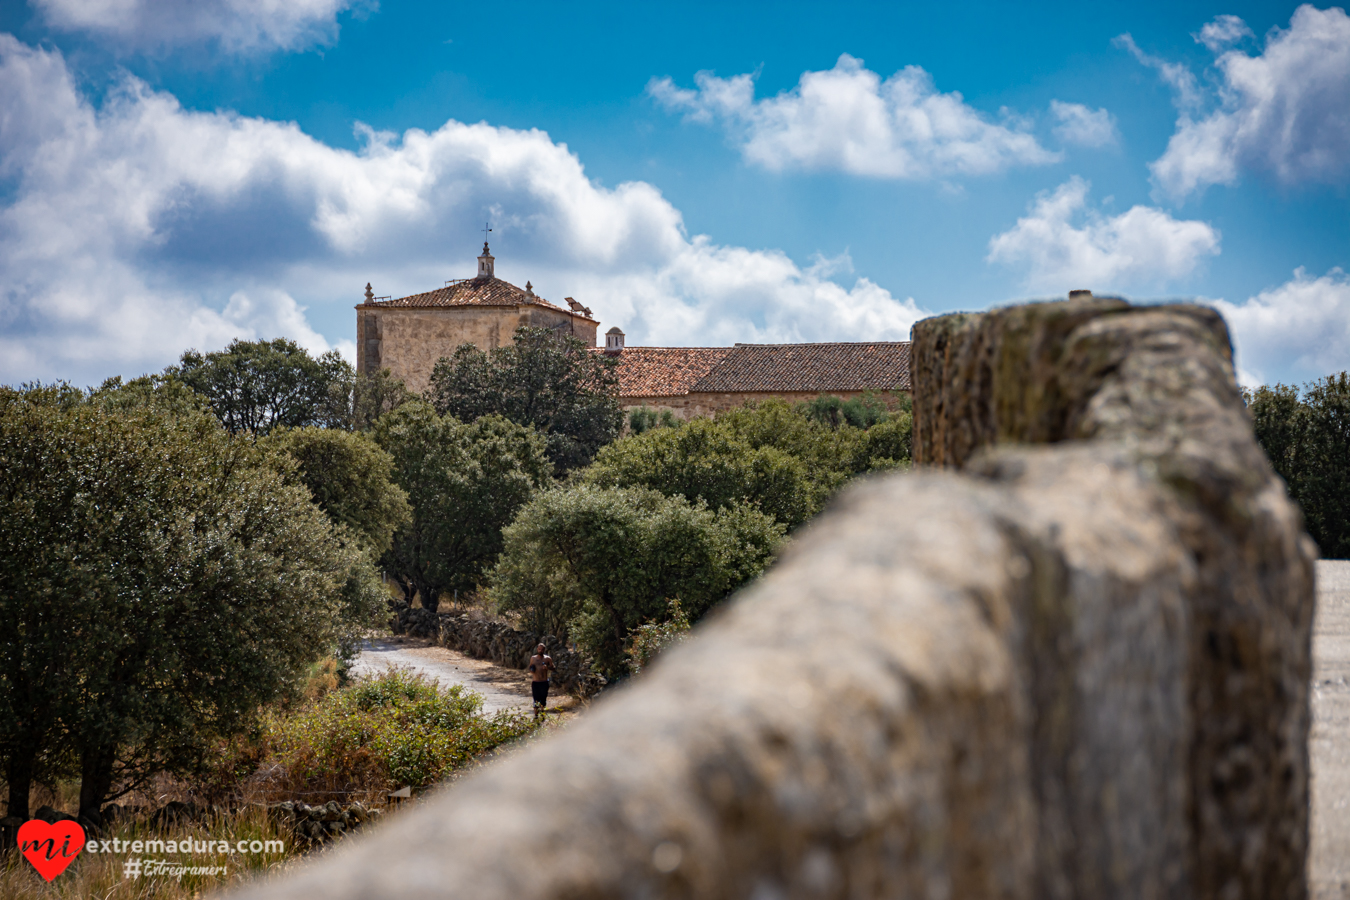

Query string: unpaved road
[351,637,538,716]
[1314,559,1350,898]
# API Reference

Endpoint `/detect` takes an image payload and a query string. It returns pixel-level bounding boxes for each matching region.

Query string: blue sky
[0,0,1347,387]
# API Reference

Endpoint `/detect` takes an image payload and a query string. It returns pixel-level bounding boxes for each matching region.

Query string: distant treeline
[1246,372,1350,559]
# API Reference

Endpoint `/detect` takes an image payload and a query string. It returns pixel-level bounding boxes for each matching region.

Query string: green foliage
[260,426,411,556]
[338,368,415,432]
[170,337,352,435]
[490,485,784,677]
[854,411,914,472]
[626,598,692,675]
[584,399,912,531]
[799,392,889,429]
[628,406,681,434]
[374,401,552,611]
[428,326,623,472]
[209,668,537,797]
[90,373,212,417]
[1247,373,1350,558]
[0,383,360,819]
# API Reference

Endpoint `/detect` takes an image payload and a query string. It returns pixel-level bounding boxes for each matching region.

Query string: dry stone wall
[237,297,1314,900]
[391,606,604,697]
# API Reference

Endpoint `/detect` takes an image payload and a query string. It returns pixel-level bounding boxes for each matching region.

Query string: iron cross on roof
[481,222,492,240]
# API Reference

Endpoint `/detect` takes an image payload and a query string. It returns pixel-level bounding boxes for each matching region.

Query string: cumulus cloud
[1210,268,1350,385]
[986,177,1220,292]
[1050,100,1119,147]
[647,53,1060,179]
[1125,6,1350,199]
[0,35,928,386]
[30,0,366,53]
[1194,14,1254,52]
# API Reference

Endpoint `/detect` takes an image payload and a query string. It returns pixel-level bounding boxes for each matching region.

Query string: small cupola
[477,242,495,279]
[604,326,625,355]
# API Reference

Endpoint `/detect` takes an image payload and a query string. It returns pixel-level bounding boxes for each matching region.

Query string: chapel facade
[356,242,910,412]
[355,243,599,394]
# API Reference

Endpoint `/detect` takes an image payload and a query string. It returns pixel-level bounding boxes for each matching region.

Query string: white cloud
[1129,6,1350,199]
[1114,33,1206,112]
[1050,100,1119,148]
[0,36,929,387]
[1210,268,1350,385]
[1194,14,1254,52]
[986,177,1220,292]
[648,53,1060,179]
[30,0,367,53]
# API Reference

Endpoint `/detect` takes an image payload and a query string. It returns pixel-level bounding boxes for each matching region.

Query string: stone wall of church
[523,306,598,347]
[358,305,598,395]
[362,306,525,394]
[620,390,910,420]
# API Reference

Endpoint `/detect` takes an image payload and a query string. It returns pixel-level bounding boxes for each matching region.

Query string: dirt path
[351,636,548,716]
[1313,559,1350,898]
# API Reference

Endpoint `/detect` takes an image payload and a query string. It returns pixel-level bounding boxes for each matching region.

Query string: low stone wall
[237,297,1314,900]
[390,606,604,697]
[435,613,604,697]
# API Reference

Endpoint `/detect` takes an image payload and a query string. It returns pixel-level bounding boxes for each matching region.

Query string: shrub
[800,392,888,429]
[629,406,681,434]
[209,669,537,799]
[490,485,783,677]
[626,599,692,675]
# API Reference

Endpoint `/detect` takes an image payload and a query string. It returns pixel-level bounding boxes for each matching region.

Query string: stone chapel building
[357,242,910,414]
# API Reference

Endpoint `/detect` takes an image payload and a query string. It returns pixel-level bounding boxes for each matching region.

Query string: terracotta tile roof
[612,342,911,397]
[363,276,593,319]
[612,347,734,397]
[693,342,911,393]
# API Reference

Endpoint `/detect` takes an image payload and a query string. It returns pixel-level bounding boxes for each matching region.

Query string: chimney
[604,326,625,356]
[478,242,495,279]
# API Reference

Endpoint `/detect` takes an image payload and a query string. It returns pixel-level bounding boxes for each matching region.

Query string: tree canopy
[170,338,352,435]
[427,327,623,472]
[0,384,366,822]
[1248,372,1350,558]
[260,426,411,556]
[583,399,912,530]
[490,485,784,677]
[374,401,552,611]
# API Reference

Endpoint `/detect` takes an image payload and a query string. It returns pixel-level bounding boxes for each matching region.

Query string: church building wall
[620,390,907,421]
[359,305,599,395]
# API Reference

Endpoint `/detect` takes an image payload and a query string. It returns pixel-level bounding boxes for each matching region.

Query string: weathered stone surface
[914,299,1315,898]
[234,298,1313,900]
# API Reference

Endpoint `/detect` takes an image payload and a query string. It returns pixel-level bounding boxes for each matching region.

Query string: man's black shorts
[532,680,550,706]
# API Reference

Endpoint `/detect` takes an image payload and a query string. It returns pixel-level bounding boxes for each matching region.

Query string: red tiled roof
[693,342,911,393]
[363,276,593,320]
[612,347,734,397]
[613,342,911,397]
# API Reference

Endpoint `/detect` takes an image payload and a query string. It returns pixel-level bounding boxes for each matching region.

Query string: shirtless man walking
[528,644,555,711]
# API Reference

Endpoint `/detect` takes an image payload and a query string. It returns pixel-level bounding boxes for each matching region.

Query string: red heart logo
[17,819,85,881]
